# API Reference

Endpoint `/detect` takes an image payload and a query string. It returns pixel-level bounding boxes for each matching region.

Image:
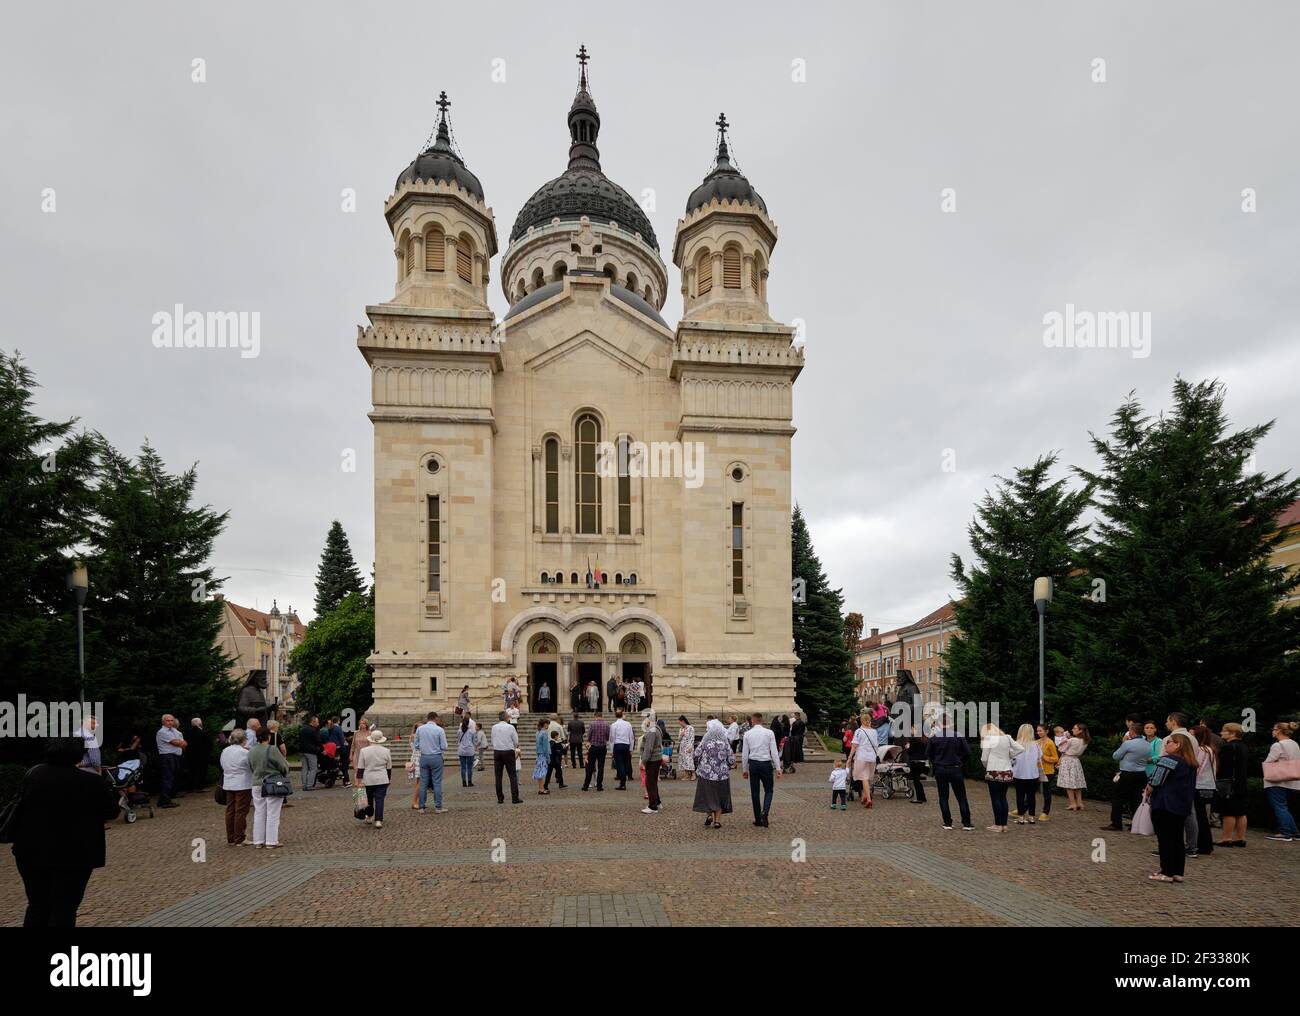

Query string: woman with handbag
[248,726,290,848]
[1215,722,1250,847]
[1057,724,1090,811]
[356,729,393,829]
[1187,724,1218,855]
[1146,733,1197,883]
[980,723,1024,832]
[1262,720,1300,842]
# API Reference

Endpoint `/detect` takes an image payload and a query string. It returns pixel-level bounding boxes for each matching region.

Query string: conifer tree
[791,504,856,724]
[314,520,365,617]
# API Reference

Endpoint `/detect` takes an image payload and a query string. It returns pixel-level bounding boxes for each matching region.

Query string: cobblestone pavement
[2,764,1295,926]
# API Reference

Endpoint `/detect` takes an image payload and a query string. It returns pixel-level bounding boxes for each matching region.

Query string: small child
[1053,725,1068,752]
[829,760,849,810]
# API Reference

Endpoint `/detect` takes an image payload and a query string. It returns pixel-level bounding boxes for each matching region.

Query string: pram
[872,744,915,800]
[659,744,676,780]
[318,741,348,788]
[105,757,154,823]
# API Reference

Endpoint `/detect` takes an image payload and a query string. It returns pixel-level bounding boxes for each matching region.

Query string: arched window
[723,245,742,288]
[553,261,568,281]
[643,285,652,303]
[616,434,631,535]
[751,253,764,295]
[516,280,527,300]
[543,437,559,534]
[400,230,413,277]
[540,571,549,584]
[696,249,712,295]
[626,271,638,293]
[424,226,445,272]
[575,413,601,535]
[570,571,579,585]
[628,572,638,585]
[554,571,564,585]
[456,233,473,283]
[603,263,617,281]
[532,267,545,290]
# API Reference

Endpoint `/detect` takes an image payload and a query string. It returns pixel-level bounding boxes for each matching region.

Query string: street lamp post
[1033,576,1053,727]
[269,600,283,708]
[67,560,89,704]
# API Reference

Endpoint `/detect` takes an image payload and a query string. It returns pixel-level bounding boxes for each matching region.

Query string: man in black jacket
[10,739,120,927]
[925,721,973,830]
[184,717,211,791]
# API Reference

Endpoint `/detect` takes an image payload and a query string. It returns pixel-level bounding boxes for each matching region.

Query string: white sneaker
[374,820,383,829]
[641,807,658,814]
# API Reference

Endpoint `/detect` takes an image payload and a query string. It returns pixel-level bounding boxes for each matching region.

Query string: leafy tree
[791,504,856,725]
[291,591,374,719]
[843,612,864,650]
[314,520,365,617]
[946,454,1092,728]
[0,352,97,762]
[1055,379,1300,731]
[84,440,233,741]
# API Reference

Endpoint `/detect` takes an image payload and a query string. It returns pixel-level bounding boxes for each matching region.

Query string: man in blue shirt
[1102,714,1151,831]
[155,714,187,808]
[414,712,448,813]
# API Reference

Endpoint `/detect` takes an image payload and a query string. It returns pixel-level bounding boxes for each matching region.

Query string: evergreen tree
[84,440,233,740]
[946,454,1092,728]
[0,352,97,762]
[291,591,374,719]
[791,504,856,725]
[1055,379,1300,731]
[314,520,365,617]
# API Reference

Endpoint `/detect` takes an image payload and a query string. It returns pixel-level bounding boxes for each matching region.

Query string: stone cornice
[672,199,778,266]
[358,307,502,370]
[669,328,804,381]
[384,179,499,256]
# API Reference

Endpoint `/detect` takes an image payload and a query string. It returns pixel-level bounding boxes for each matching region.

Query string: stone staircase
[372,711,824,768]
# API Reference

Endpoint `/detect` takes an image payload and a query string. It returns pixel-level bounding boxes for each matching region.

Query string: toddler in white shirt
[829,760,849,810]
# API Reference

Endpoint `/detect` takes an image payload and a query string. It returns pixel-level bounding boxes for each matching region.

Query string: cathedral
[358,49,803,725]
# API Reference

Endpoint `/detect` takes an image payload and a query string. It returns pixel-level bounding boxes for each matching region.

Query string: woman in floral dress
[691,719,734,828]
[678,716,696,780]
[1056,722,1090,810]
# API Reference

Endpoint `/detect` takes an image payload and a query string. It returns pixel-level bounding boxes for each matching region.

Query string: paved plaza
[3,762,1295,927]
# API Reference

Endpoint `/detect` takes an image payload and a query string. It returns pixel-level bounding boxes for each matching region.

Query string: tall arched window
[751,253,764,294]
[575,413,601,535]
[456,234,473,283]
[532,267,545,290]
[616,434,631,535]
[400,230,413,277]
[723,245,742,288]
[544,437,559,534]
[626,271,638,293]
[696,249,712,295]
[553,261,568,281]
[424,226,445,272]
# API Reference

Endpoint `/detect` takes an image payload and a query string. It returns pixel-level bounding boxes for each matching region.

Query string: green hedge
[279,723,302,757]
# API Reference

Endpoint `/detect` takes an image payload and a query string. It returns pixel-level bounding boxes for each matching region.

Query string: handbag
[1130,799,1154,836]
[351,783,370,820]
[1214,777,1234,797]
[1262,757,1300,782]
[214,784,227,806]
[261,774,292,797]
[985,770,1014,784]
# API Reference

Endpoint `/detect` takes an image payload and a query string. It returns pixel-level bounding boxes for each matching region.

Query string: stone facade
[357,60,802,726]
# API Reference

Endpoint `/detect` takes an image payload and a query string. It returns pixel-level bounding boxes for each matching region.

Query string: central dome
[508,46,657,251]
[510,168,656,248]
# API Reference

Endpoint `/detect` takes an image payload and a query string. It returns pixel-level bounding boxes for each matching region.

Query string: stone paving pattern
[2,763,1295,926]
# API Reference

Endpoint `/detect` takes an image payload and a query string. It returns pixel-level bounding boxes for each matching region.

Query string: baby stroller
[872,745,914,800]
[659,743,677,780]
[105,756,154,823]
[318,742,347,788]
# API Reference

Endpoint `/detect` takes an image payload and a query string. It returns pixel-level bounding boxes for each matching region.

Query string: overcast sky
[3,1,1297,629]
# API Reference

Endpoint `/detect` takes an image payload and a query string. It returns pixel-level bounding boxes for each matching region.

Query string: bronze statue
[236,669,271,730]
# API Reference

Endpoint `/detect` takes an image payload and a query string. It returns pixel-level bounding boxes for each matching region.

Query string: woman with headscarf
[692,719,734,828]
[678,716,696,781]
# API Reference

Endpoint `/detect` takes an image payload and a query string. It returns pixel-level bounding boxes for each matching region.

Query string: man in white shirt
[490,711,522,804]
[156,714,187,808]
[741,713,782,827]
[609,710,635,790]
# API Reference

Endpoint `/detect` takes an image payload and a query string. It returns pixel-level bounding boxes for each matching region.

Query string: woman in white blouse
[357,729,394,829]
[219,729,254,845]
[980,723,1024,833]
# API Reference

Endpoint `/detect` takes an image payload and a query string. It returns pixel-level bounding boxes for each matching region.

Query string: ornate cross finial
[714,111,732,165]
[576,44,590,89]
[715,111,729,135]
[436,90,451,118]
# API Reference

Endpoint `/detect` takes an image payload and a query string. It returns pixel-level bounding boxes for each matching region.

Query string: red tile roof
[225,600,305,639]
[1278,498,1300,531]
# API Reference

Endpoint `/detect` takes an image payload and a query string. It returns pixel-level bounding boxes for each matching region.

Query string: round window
[731,467,744,482]
[426,459,440,474]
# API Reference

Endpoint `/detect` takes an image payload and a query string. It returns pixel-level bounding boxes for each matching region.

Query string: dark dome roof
[510,168,657,248]
[394,94,484,200]
[685,117,765,215]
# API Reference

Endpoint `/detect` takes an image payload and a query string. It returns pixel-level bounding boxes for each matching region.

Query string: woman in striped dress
[678,717,696,780]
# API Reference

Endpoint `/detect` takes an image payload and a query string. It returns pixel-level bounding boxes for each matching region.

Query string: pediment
[526,330,646,376]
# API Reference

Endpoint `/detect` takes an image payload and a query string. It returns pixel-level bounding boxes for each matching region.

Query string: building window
[427,495,441,594]
[425,227,445,272]
[429,676,438,694]
[544,438,559,534]
[737,676,744,693]
[575,414,601,534]
[731,501,744,595]
[456,235,473,283]
[616,435,631,535]
[722,245,742,288]
[696,250,712,294]
[401,231,413,277]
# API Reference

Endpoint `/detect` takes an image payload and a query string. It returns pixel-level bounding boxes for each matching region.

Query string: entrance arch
[620,633,652,709]
[573,633,605,713]
[529,634,559,712]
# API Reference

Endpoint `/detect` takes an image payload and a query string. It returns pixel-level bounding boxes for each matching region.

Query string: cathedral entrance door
[619,634,651,708]
[531,662,557,712]
[577,662,602,711]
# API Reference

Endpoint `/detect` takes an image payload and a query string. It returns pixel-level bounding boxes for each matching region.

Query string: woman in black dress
[1215,721,1250,847]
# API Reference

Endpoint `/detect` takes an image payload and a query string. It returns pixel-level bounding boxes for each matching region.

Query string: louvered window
[427,496,441,593]
[425,229,445,272]
[723,247,742,288]
[456,244,472,283]
[697,252,712,294]
[403,237,414,277]
[751,259,761,294]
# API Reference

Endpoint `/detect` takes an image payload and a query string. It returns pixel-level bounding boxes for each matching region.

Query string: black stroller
[105,756,154,823]
[317,745,348,788]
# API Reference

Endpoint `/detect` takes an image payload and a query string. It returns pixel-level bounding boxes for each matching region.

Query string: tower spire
[567,45,601,172]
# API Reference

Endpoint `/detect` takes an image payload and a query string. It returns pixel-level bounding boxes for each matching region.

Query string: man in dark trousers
[901,731,929,804]
[10,738,120,927]
[583,712,609,791]
[490,711,522,804]
[184,716,211,792]
[925,717,973,830]
[605,675,618,715]
[567,713,585,770]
